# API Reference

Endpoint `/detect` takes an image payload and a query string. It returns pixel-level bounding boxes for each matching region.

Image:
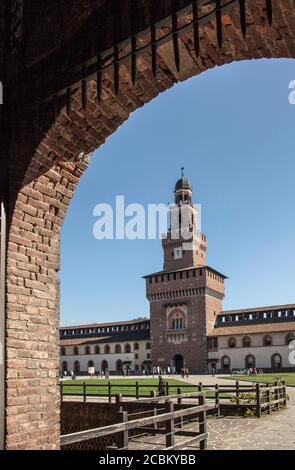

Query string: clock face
[174,247,183,259]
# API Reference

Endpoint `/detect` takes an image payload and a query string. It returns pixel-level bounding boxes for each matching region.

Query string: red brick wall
[4,0,295,450]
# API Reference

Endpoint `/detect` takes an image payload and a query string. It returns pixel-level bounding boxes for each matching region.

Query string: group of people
[180,368,189,378]
[60,370,75,379]
[60,366,190,379]
[152,366,173,376]
[248,367,263,376]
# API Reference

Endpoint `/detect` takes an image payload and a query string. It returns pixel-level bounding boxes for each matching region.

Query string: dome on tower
[174,169,192,193]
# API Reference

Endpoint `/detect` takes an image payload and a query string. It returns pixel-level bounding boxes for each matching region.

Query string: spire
[181,166,184,177]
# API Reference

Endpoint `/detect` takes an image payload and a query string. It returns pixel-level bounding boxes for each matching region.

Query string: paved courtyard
[181,375,295,450]
[62,374,295,450]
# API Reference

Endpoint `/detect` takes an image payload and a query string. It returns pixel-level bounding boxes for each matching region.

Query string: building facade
[208,304,295,372]
[60,319,151,374]
[60,174,295,374]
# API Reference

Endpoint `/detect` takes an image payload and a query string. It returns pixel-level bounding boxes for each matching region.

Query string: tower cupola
[174,167,192,205]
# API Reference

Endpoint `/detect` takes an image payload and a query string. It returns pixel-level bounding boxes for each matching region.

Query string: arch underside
[4,0,295,450]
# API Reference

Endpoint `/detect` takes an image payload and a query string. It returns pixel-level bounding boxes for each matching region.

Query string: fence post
[236,381,240,405]
[150,390,157,434]
[116,409,128,450]
[108,381,112,403]
[165,400,175,448]
[256,383,261,418]
[177,387,183,428]
[136,381,139,399]
[60,382,64,402]
[282,380,287,407]
[177,387,182,405]
[83,381,86,402]
[215,384,220,417]
[116,393,122,408]
[267,386,271,415]
[198,393,207,450]
[166,381,169,396]
[274,381,279,411]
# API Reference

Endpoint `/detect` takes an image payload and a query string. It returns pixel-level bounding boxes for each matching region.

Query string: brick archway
[3,0,295,450]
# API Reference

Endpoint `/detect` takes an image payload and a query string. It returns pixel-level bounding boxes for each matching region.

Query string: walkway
[181,375,295,450]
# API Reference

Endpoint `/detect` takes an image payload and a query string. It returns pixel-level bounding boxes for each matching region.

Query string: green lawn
[61,378,197,397]
[224,373,295,387]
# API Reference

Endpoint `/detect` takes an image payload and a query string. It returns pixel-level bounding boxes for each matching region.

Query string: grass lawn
[61,378,198,397]
[223,373,295,387]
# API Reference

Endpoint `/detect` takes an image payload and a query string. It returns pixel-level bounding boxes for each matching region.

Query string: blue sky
[60,58,295,326]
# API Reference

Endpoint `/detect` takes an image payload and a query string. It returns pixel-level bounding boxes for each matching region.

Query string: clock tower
[162,168,207,272]
[144,170,226,373]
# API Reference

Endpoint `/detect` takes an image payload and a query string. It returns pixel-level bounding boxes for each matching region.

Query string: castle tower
[144,170,226,373]
[162,168,207,271]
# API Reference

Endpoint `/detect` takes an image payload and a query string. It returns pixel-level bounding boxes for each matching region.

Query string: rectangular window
[207,337,218,349]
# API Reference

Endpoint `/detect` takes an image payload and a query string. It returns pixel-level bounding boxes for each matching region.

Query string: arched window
[101,360,108,372]
[228,337,236,348]
[286,333,295,345]
[94,345,100,354]
[116,359,123,373]
[263,335,272,346]
[124,343,131,353]
[85,346,90,355]
[221,356,230,370]
[104,344,110,354]
[242,336,251,348]
[61,347,66,356]
[245,354,255,368]
[271,354,282,369]
[134,343,139,350]
[88,360,94,368]
[170,312,185,330]
[115,344,121,354]
[73,346,79,355]
[74,361,80,373]
[145,342,151,350]
[62,361,68,372]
